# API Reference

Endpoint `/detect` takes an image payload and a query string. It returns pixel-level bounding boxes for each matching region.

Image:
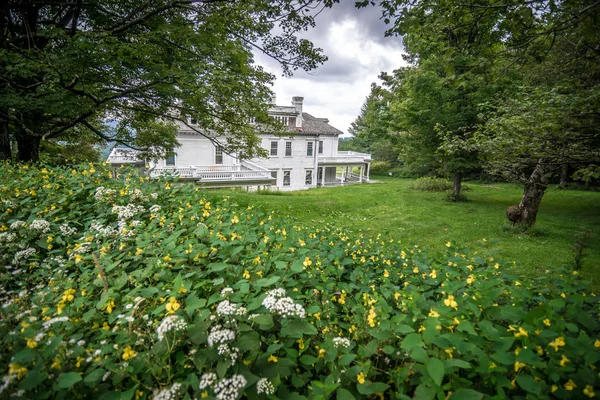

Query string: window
[270,141,278,156]
[305,169,313,185]
[190,118,197,124]
[318,140,324,154]
[271,170,278,186]
[273,115,289,125]
[306,142,313,157]
[285,141,292,156]
[166,153,175,166]
[215,146,223,164]
[283,170,291,186]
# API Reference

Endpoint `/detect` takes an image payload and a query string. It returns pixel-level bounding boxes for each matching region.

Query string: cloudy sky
[254,2,407,137]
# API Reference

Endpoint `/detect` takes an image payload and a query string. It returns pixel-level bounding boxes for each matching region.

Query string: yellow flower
[543,319,551,327]
[105,298,115,314]
[565,379,576,391]
[383,269,389,278]
[429,270,437,279]
[122,346,137,361]
[166,297,180,314]
[559,354,570,367]
[135,390,144,400]
[163,254,172,262]
[231,215,239,224]
[549,336,566,351]
[357,372,366,384]
[514,361,526,372]
[135,248,143,256]
[514,327,528,338]
[243,270,250,279]
[413,266,419,274]
[444,348,453,359]
[26,338,37,349]
[428,309,440,318]
[51,358,61,370]
[297,338,305,350]
[444,295,458,310]
[8,363,27,379]
[268,354,278,363]
[318,348,326,358]
[303,257,312,268]
[594,340,600,348]
[584,385,596,398]
[201,391,209,398]
[367,306,377,327]
[466,275,475,284]
[446,242,451,247]
[551,385,558,393]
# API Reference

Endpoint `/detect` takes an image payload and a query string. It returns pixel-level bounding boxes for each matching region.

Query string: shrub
[408,177,453,192]
[0,163,599,399]
[369,161,392,176]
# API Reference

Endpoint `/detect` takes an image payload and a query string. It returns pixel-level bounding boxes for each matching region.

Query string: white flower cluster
[157,315,187,341]
[0,374,16,395]
[149,204,162,213]
[90,222,117,237]
[9,221,26,230]
[217,343,240,364]
[214,375,247,400]
[220,287,233,297]
[256,378,275,395]
[59,224,77,236]
[207,325,236,346]
[112,204,145,220]
[12,248,36,265]
[262,289,306,319]
[42,316,69,330]
[128,188,148,202]
[152,382,182,400]
[29,219,50,233]
[94,187,116,201]
[199,373,218,389]
[216,300,247,317]
[333,337,351,348]
[0,232,16,243]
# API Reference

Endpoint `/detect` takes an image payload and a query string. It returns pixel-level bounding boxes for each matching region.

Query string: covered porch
[316,151,371,187]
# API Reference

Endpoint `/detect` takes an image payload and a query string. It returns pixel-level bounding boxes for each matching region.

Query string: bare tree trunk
[0,109,11,161]
[518,160,555,227]
[450,172,462,200]
[559,164,568,189]
[15,132,41,162]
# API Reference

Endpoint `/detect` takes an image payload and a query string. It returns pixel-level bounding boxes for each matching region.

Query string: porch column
[320,166,325,187]
[365,163,370,181]
[359,165,364,182]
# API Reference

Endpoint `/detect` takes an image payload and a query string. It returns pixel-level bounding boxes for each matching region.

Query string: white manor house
[107,97,372,191]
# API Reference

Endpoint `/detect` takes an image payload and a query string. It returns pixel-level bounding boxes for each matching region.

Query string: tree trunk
[15,132,41,162]
[0,109,11,161]
[451,172,462,200]
[518,160,555,227]
[559,164,568,189]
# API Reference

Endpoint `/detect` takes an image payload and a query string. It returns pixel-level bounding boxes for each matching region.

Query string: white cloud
[255,8,406,136]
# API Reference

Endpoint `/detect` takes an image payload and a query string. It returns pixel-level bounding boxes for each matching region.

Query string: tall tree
[0,0,334,162]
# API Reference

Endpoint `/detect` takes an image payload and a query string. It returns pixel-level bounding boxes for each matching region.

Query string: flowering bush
[0,163,599,399]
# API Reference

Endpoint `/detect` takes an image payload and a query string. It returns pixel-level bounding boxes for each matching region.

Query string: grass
[206,176,600,287]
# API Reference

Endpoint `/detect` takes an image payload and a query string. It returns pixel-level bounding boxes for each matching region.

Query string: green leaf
[57,372,82,389]
[339,354,356,366]
[426,358,445,386]
[185,293,207,316]
[400,333,423,351]
[337,388,356,400]
[516,374,542,395]
[19,368,47,390]
[413,384,436,400]
[448,389,485,400]
[252,314,274,329]
[300,355,318,365]
[84,369,106,384]
[236,332,261,351]
[369,329,392,341]
[281,320,318,337]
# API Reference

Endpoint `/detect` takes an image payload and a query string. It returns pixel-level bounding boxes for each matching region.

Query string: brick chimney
[292,96,303,128]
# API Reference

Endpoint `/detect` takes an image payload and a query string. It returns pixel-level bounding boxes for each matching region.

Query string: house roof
[297,113,342,136]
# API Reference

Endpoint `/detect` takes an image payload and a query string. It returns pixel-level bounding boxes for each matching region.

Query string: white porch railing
[318,151,371,165]
[149,163,272,182]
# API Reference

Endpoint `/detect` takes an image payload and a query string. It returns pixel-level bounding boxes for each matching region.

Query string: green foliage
[1,163,599,399]
[369,161,392,176]
[572,227,593,271]
[408,177,453,192]
[1,1,331,161]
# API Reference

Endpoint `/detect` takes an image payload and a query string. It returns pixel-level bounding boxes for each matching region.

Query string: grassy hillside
[208,177,600,287]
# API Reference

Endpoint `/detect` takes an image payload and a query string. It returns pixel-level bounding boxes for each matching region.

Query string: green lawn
[206,176,600,287]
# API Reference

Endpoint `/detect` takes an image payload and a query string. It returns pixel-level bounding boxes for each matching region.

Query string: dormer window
[190,117,197,124]
[273,115,289,125]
